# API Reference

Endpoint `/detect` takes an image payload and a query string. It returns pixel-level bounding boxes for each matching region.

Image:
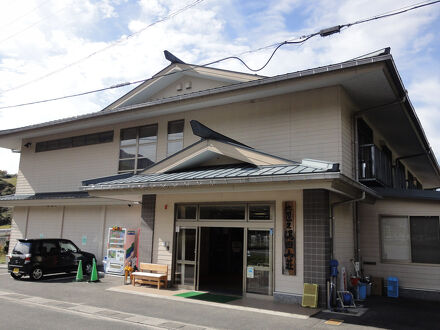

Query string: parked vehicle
[8,238,96,280]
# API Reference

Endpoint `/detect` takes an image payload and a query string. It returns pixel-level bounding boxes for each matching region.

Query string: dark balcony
[358,144,393,187]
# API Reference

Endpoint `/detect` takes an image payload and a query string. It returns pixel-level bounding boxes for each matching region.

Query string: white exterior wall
[15,86,346,194]
[333,202,354,281]
[153,189,304,296]
[359,199,440,291]
[102,204,142,261]
[16,128,119,194]
[8,204,142,263]
[62,206,104,261]
[7,207,28,255]
[26,207,64,239]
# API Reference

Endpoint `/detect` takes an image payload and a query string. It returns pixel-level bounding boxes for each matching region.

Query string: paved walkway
[0,290,214,329]
[109,284,316,319]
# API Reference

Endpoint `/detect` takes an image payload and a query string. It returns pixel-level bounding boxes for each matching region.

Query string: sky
[0,0,440,174]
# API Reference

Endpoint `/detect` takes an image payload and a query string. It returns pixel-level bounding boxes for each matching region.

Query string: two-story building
[1,48,439,306]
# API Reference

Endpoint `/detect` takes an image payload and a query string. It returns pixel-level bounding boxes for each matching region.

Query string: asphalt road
[1,266,439,330]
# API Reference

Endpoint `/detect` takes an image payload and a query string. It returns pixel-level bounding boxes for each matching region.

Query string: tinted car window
[12,241,32,255]
[41,242,58,256]
[59,241,78,253]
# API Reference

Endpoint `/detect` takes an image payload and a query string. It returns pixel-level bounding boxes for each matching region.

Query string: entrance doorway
[173,203,274,296]
[198,227,243,295]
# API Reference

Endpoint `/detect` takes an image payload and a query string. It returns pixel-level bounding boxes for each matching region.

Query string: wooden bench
[132,263,168,289]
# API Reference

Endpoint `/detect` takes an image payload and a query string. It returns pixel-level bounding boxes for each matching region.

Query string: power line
[1,0,205,94]
[1,0,439,110]
[0,3,68,45]
[0,0,51,31]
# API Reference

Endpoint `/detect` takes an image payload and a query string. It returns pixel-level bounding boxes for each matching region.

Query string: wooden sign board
[283,201,296,275]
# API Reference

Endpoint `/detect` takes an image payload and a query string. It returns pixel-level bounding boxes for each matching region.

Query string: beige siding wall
[7,207,28,255]
[16,86,345,194]
[16,127,119,194]
[153,189,304,296]
[150,76,228,100]
[333,202,354,278]
[26,207,64,239]
[8,205,142,263]
[340,89,356,179]
[102,205,142,261]
[359,199,440,291]
[62,206,104,261]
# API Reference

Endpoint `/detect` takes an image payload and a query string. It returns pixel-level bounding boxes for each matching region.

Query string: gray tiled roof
[83,164,339,189]
[0,191,91,201]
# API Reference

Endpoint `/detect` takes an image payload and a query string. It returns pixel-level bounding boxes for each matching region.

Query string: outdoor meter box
[106,227,137,275]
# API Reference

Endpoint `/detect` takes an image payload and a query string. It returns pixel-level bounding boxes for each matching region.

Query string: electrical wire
[0,0,51,31]
[1,0,205,94]
[1,0,439,110]
[0,4,68,45]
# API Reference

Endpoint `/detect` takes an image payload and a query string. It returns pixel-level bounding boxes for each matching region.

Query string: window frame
[118,124,158,174]
[175,202,275,223]
[379,214,440,265]
[167,119,184,157]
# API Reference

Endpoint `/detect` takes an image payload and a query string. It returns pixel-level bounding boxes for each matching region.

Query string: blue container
[358,282,367,300]
[387,277,399,298]
[330,259,338,277]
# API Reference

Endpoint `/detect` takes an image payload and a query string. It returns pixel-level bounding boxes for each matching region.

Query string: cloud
[0,0,440,174]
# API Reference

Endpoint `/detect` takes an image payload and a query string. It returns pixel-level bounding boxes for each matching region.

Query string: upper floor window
[167,120,184,156]
[35,131,113,152]
[119,124,157,173]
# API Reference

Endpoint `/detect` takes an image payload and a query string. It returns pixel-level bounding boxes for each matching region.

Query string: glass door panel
[174,228,197,289]
[246,229,272,295]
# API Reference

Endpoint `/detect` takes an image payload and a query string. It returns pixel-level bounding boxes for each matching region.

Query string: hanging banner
[283,201,296,275]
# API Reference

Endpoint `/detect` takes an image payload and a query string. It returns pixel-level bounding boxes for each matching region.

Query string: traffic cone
[89,258,99,282]
[76,260,83,282]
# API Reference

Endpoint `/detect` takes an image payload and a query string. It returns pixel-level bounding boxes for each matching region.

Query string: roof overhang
[82,171,380,202]
[0,193,135,207]
[0,52,438,187]
[0,53,401,150]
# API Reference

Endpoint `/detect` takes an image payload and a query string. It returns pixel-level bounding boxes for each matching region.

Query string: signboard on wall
[283,201,296,275]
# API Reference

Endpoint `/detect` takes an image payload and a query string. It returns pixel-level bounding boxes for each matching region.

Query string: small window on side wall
[380,215,440,264]
[167,120,184,156]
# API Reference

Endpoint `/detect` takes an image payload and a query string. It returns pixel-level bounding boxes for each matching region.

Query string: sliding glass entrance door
[174,227,197,289]
[246,229,273,295]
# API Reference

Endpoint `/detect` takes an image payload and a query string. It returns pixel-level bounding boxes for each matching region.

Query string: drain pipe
[328,192,366,310]
[329,192,366,259]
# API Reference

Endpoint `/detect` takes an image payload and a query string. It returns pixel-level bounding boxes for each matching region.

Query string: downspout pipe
[329,192,366,260]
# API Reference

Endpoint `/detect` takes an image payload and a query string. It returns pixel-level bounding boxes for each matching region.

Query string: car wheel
[30,267,44,281]
[10,273,22,280]
[83,262,93,275]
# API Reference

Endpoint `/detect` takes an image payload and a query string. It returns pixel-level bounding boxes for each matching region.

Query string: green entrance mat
[174,291,239,303]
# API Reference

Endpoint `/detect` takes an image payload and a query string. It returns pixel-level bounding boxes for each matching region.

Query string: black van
[8,238,96,280]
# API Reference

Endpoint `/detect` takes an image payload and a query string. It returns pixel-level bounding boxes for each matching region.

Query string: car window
[12,241,31,255]
[59,241,78,253]
[41,241,59,256]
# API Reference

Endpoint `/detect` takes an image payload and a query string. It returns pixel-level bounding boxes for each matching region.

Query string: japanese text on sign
[283,201,296,275]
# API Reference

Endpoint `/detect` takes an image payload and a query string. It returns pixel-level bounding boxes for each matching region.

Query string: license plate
[13,268,19,273]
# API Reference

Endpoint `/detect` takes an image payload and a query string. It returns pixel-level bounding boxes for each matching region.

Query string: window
[380,215,440,264]
[119,124,157,173]
[249,204,273,220]
[59,241,78,253]
[199,205,246,220]
[167,120,184,156]
[176,205,197,220]
[35,131,113,152]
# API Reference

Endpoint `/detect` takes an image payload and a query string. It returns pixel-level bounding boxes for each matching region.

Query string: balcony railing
[358,144,393,187]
